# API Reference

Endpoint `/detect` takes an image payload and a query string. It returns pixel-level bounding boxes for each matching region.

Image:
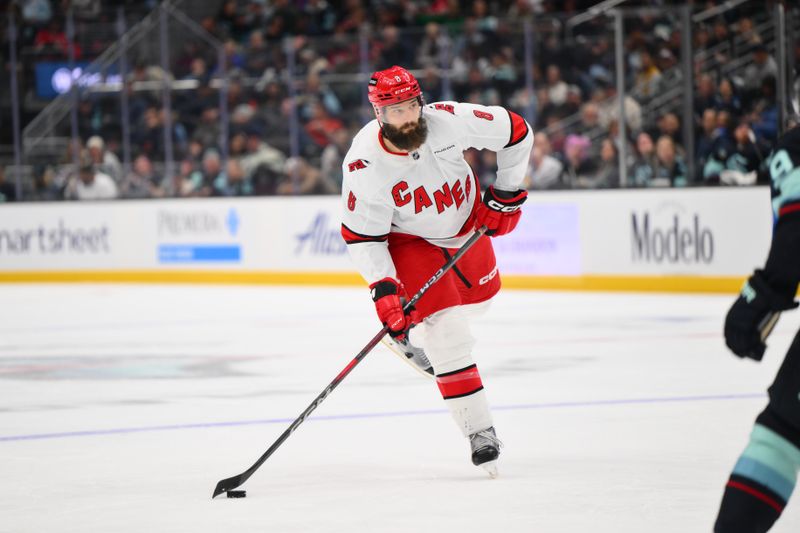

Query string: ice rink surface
[2,283,800,533]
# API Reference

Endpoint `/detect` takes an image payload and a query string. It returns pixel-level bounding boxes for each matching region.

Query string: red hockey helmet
[368,65,422,113]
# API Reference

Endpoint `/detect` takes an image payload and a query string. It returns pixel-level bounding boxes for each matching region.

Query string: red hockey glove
[475,186,528,236]
[370,277,418,341]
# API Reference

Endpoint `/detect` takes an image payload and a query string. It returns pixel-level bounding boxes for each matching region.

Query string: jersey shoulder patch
[347,159,371,172]
[431,103,455,114]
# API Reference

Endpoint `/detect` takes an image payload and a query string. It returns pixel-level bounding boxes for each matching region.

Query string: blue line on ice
[0,392,765,443]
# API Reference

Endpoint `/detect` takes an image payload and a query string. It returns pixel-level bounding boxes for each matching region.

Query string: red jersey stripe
[779,202,800,218]
[727,480,785,513]
[505,111,529,148]
[436,364,483,399]
[341,223,389,244]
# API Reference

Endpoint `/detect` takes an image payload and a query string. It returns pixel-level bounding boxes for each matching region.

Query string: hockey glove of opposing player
[370,278,419,341]
[475,186,528,236]
[724,270,799,361]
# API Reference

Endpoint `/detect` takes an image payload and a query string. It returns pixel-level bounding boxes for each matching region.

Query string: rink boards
[0,187,773,292]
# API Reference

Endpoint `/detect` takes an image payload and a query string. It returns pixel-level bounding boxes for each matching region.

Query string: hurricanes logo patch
[348,191,357,211]
[473,110,494,121]
[348,159,370,172]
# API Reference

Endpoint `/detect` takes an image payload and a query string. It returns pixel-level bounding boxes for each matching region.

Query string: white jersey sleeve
[340,157,397,285]
[442,101,533,192]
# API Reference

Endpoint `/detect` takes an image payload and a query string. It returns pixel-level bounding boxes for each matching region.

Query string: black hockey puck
[227,490,246,498]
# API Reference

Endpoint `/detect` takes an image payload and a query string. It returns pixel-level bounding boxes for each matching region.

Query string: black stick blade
[212,475,244,499]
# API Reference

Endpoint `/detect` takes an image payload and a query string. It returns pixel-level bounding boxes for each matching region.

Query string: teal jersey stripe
[747,425,800,466]
[733,456,796,502]
[735,424,800,502]
[770,148,800,217]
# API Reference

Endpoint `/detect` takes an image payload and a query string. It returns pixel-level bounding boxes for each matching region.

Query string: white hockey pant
[411,302,493,437]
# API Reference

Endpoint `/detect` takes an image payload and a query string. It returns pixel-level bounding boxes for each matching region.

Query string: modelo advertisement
[576,187,773,276]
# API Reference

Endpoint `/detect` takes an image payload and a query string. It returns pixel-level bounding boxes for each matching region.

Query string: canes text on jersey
[391,175,473,214]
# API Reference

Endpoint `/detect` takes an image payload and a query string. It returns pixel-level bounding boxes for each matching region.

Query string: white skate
[469,427,502,478]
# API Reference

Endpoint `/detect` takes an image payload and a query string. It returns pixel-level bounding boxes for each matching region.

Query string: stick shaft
[212,227,486,497]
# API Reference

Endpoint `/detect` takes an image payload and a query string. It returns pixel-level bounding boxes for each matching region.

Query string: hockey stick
[212,226,488,498]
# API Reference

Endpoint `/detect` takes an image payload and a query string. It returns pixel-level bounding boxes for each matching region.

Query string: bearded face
[381,116,428,151]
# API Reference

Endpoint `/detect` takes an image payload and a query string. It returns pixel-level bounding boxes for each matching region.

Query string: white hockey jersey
[340,101,533,285]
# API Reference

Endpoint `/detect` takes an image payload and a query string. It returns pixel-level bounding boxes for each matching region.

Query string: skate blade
[380,338,434,379]
[480,460,498,479]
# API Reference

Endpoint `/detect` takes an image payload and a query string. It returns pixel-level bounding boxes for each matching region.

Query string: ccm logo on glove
[475,185,528,236]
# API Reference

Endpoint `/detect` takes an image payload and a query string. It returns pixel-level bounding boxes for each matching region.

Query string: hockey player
[340,66,532,477]
[715,125,800,532]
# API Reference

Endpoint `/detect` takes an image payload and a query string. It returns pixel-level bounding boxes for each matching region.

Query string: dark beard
[382,117,428,151]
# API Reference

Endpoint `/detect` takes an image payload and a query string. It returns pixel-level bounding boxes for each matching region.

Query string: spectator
[714,78,743,118]
[185,149,224,197]
[659,112,683,146]
[489,50,518,100]
[240,127,286,180]
[743,44,778,94]
[21,0,53,25]
[535,87,558,130]
[375,26,413,70]
[0,167,17,202]
[706,121,765,186]
[416,22,449,69]
[656,48,680,88]
[191,106,221,150]
[749,75,778,143]
[86,135,123,184]
[559,134,596,188]
[630,132,658,187]
[526,132,563,190]
[265,0,298,38]
[586,138,619,189]
[214,160,253,197]
[302,0,337,36]
[299,72,342,120]
[320,127,349,193]
[34,19,80,59]
[421,66,445,103]
[652,135,688,187]
[545,65,568,106]
[452,17,486,59]
[121,155,163,198]
[578,102,601,133]
[695,74,717,117]
[243,30,270,76]
[696,108,718,169]
[278,157,338,195]
[66,157,118,200]
[633,49,662,99]
[596,80,643,134]
[173,159,199,198]
[735,17,761,48]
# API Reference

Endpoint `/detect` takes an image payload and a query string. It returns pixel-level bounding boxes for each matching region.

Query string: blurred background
[0,0,798,202]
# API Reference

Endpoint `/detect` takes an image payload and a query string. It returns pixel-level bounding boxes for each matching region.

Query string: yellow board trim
[0,271,746,293]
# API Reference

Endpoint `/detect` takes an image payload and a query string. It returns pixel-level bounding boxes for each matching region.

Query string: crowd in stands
[2,0,799,201]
